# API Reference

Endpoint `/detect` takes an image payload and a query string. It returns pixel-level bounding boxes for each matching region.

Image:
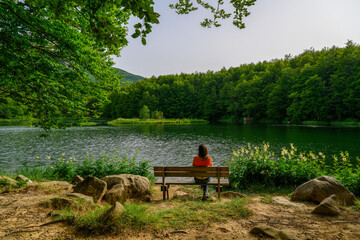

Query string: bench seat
[155,179,229,185]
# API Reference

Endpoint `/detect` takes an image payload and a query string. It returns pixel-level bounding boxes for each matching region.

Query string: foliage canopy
[1,0,256,129]
[104,42,360,123]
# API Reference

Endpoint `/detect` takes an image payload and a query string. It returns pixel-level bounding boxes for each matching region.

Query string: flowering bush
[228,143,360,195]
[21,149,153,182]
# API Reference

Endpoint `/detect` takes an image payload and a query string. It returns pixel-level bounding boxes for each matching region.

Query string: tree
[0,0,160,129]
[170,0,256,29]
[139,105,150,120]
[0,0,256,129]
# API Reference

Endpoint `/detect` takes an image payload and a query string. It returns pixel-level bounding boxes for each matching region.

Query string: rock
[0,175,18,185]
[29,181,73,190]
[100,202,125,222]
[73,176,107,203]
[63,193,94,204]
[51,193,95,210]
[173,191,194,200]
[104,184,127,204]
[102,174,150,199]
[273,196,307,210]
[71,175,84,184]
[222,191,245,198]
[291,176,356,206]
[312,194,341,216]
[15,175,30,183]
[249,225,297,240]
[50,197,77,210]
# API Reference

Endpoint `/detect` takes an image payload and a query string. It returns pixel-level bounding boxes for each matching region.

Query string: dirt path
[0,183,359,240]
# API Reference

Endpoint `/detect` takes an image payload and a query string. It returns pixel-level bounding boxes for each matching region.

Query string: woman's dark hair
[198,144,208,159]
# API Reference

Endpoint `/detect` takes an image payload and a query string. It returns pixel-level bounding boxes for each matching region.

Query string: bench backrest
[154,166,229,178]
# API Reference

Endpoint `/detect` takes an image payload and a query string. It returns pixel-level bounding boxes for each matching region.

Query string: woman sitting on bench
[193,144,213,199]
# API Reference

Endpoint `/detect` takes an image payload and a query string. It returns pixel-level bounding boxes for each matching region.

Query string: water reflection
[0,124,359,170]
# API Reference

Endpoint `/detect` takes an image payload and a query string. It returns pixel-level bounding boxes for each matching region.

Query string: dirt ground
[0,182,360,240]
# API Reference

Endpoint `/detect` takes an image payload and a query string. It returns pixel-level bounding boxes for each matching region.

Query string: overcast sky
[114,0,360,78]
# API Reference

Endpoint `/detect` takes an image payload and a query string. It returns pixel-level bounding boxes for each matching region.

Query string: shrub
[228,143,360,195]
[15,149,154,182]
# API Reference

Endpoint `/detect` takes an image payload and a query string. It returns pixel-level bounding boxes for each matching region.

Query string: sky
[114,0,360,78]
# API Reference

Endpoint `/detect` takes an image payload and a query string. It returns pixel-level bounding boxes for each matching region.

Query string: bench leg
[167,184,170,199]
[161,185,166,200]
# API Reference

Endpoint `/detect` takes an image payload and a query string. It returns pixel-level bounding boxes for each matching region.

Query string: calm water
[1,124,360,170]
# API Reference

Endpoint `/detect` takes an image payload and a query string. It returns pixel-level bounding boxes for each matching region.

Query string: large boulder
[101,174,150,200]
[104,184,127,204]
[51,197,77,210]
[99,202,125,222]
[311,194,341,216]
[249,225,297,240]
[73,176,107,203]
[291,176,356,206]
[51,193,94,210]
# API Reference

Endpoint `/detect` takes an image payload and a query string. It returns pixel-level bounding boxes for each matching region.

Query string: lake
[1,124,360,170]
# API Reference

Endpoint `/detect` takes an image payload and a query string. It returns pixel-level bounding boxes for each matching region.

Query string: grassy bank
[0,119,30,126]
[2,143,359,196]
[301,120,360,127]
[1,149,154,183]
[108,118,209,125]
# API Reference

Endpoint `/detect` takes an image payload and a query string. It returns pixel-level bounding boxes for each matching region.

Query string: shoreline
[2,118,360,128]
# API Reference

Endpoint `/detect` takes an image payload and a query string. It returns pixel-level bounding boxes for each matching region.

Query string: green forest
[103,41,360,124]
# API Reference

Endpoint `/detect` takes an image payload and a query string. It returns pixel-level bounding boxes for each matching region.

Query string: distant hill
[113,67,144,83]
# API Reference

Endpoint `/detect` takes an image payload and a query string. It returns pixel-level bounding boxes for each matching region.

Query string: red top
[193,156,212,167]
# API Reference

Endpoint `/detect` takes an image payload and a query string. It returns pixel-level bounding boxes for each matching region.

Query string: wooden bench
[154,166,230,200]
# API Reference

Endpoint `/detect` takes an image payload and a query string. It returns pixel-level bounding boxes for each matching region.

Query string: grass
[301,120,360,127]
[156,198,252,229]
[108,118,209,125]
[50,195,252,235]
[301,121,329,126]
[331,121,360,127]
[0,178,28,192]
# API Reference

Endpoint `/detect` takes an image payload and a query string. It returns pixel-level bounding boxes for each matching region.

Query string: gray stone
[312,194,341,216]
[15,175,30,183]
[29,181,73,190]
[71,175,84,184]
[291,176,356,206]
[100,202,125,222]
[0,175,18,185]
[73,176,107,203]
[101,174,150,199]
[249,225,297,240]
[104,184,127,204]
[222,191,245,198]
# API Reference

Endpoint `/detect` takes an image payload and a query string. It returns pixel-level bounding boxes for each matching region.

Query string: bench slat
[155,179,229,185]
[154,166,229,172]
[154,171,229,177]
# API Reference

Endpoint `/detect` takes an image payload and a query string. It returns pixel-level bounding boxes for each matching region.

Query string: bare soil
[0,182,359,240]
